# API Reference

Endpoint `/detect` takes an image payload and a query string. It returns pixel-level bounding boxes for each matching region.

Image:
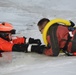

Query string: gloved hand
[69,20,75,27]
[28,38,41,45]
[12,44,29,52]
[31,45,46,54]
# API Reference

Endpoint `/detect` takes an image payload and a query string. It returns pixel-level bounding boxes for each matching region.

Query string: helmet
[0,22,16,40]
[0,22,15,33]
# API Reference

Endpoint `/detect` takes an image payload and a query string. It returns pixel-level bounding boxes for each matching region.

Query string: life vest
[42,18,71,46]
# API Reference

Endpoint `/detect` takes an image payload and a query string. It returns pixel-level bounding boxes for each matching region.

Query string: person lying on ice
[1,20,76,57]
[0,22,42,55]
[34,18,76,56]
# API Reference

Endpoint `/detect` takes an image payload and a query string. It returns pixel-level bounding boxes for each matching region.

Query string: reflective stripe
[27,45,32,52]
[26,38,29,43]
[69,31,73,37]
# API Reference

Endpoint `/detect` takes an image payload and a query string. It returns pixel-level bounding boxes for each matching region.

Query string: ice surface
[0,0,76,75]
[0,52,76,75]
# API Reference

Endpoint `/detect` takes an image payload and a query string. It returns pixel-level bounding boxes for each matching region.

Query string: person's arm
[0,37,43,53]
[12,36,25,44]
[29,44,57,56]
[42,35,60,56]
[12,43,45,53]
[12,36,41,45]
[0,37,28,52]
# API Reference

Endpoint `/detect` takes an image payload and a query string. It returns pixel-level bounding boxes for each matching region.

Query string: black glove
[28,38,41,45]
[31,45,46,54]
[69,20,75,27]
[12,44,29,52]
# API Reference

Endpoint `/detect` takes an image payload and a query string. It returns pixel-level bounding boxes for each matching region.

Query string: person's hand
[31,45,46,54]
[29,38,41,45]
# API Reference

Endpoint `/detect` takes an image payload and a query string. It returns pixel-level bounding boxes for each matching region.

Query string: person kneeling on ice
[0,22,43,56]
[34,18,76,56]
